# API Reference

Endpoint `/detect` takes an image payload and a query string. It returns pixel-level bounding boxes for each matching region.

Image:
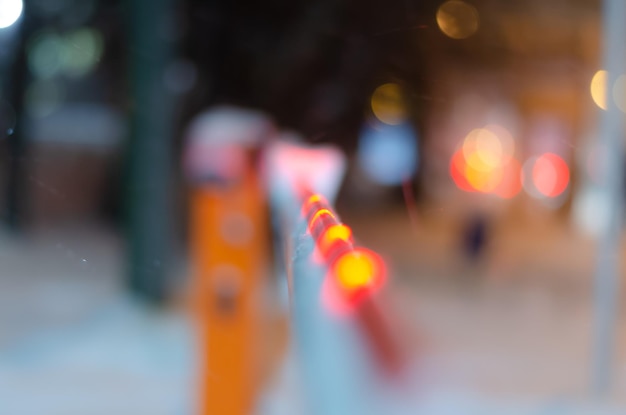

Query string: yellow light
[591,70,608,110]
[302,193,327,217]
[334,251,376,291]
[462,128,502,170]
[465,150,492,173]
[370,83,407,125]
[464,157,503,193]
[319,224,352,255]
[436,0,479,40]
[306,194,325,205]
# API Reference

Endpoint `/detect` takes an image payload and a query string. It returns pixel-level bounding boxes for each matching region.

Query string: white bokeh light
[0,0,23,29]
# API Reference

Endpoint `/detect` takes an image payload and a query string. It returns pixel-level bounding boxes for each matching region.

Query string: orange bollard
[185,107,274,415]
[190,162,267,415]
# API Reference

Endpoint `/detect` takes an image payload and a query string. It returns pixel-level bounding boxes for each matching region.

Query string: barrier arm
[267,140,408,415]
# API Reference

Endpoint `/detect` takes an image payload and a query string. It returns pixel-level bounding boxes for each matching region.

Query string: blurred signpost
[592,0,626,397]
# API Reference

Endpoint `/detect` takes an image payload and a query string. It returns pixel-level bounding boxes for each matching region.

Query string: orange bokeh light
[532,153,569,197]
[464,152,503,192]
[450,126,521,198]
[462,128,502,170]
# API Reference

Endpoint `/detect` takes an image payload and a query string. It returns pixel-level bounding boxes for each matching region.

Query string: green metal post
[126,0,176,303]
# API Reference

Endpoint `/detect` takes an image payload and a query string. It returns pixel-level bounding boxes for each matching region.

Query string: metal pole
[3,5,32,231]
[126,0,176,302]
[592,0,626,396]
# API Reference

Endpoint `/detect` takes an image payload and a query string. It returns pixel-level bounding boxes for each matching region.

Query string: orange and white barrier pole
[185,107,274,415]
[190,165,267,415]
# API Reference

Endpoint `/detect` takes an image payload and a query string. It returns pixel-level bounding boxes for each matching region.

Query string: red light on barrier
[308,208,335,230]
[302,194,327,217]
[319,224,352,257]
[306,193,325,207]
[330,248,386,305]
[300,194,388,313]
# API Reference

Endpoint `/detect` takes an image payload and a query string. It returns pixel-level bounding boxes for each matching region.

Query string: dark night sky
[183,0,432,149]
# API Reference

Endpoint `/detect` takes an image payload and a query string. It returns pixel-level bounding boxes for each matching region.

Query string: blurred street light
[591,69,608,110]
[0,0,22,29]
[436,0,479,40]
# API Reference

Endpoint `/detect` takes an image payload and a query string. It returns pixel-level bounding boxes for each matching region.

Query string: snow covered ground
[0,223,625,414]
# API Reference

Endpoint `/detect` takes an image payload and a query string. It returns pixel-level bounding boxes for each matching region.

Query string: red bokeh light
[532,153,569,197]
